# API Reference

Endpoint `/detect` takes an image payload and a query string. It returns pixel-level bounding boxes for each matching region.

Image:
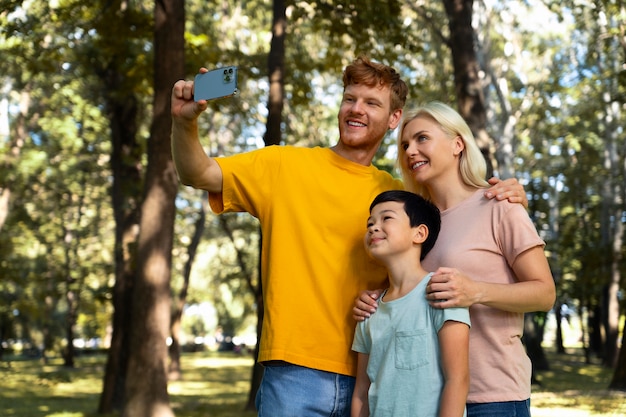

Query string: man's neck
[329,144,376,166]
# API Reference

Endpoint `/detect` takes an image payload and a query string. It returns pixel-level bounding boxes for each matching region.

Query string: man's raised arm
[170,69,223,194]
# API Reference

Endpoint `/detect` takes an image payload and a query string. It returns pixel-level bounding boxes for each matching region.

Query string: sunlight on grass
[532,391,626,417]
[169,352,257,417]
[531,349,626,416]
[1,349,624,417]
[46,414,84,417]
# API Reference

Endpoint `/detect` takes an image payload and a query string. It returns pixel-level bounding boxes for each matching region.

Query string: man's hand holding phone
[194,66,238,102]
[171,66,238,123]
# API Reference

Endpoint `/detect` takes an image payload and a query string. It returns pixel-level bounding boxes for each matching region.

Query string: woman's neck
[426,178,479,211]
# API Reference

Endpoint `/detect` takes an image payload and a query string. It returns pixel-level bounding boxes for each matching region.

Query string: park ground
[1,311,625,417]
[0,347,625,417]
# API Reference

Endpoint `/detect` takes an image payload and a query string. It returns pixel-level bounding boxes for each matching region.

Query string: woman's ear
[453,135,465,156]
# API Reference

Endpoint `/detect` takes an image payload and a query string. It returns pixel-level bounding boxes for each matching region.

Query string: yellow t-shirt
[209,145,403,376]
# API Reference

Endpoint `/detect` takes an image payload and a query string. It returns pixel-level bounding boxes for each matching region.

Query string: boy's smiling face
[365,201,415,260]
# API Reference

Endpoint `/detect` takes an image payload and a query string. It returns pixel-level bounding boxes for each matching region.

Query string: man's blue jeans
[467,399,531,417]
[255,362,355,417]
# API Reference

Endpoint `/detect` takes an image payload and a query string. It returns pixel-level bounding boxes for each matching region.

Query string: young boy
[351,190,470,417]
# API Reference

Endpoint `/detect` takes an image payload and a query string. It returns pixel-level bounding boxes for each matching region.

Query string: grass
[0,348,624,417]
[531,348,626,417]
[0,351,257,417]
[168,353,257,417]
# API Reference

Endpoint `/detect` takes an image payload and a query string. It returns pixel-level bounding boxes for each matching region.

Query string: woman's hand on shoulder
[426,267,479,309]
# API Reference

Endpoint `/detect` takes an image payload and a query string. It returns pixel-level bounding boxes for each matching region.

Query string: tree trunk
[62,186,87,369]
[122,0,184,415]
[0,90,29,231]
[244,0,287,409]
[245,234,264,412]
[588,303,604,360]
[607,117,626,386]
[0,89,29,364]
[598,121,622,369]
[595,4,624,370]
[63,287,77,368]
[263,0,286,148]
[99,266,135,413]
[523,313,549,371]
[62,222,76,368]
[609,319,626,390]
[604,191,624,368]
[98,73,143,416]
[554,302,565,354]
[442,0,495,177]
[169,199,206,381]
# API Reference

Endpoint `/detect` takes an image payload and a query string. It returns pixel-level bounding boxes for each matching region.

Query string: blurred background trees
[0,0,624,414]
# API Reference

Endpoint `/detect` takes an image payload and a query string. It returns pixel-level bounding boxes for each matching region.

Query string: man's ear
[412,224,428,245]
[388,108,403,130]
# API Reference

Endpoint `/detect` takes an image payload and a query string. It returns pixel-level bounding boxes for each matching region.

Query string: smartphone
[194,66,238,102]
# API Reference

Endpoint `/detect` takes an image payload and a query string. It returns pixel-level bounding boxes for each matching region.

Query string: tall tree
[439,0,559,372]
[263,0,286,147]
[95,1,151,411]
[243,0,286,408]
[595,0,626,384]
[442,0,496,176]
[169,198,206,380]
[122,0,184,415]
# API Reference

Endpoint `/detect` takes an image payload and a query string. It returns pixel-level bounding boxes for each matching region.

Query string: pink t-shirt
[422,189,545,403]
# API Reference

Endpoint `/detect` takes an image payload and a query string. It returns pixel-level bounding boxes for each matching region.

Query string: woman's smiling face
[399,115,464,186]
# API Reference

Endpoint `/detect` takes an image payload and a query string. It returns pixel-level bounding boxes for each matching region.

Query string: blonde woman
[354,102,555,417]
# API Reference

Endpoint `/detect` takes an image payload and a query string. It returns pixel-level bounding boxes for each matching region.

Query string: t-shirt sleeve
[432,306,471,332]
[496,203,545,267]
[352,321,371,354]
[208,146,282,217]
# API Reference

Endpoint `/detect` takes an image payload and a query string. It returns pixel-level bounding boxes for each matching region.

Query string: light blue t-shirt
[352,273,471,416]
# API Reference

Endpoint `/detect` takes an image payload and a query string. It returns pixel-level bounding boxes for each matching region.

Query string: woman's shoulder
[458,189,529,221]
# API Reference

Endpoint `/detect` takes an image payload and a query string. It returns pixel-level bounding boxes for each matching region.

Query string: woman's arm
[426,246,555,312]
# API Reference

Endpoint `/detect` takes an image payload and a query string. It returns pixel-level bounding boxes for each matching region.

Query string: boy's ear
[412,224,428,244]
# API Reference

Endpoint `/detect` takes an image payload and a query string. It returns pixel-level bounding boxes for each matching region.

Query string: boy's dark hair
[343,55,408,112]
[370,190,441,260]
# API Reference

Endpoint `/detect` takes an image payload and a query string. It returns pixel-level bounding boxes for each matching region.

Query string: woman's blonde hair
[397,101,489,200]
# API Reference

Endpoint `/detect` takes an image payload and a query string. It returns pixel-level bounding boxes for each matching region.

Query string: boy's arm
[351,352,371,417]
[438,320,470,417]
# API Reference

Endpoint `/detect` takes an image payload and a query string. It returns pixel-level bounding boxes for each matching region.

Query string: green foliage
[0,0,118,355]
[188,212,260,337]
